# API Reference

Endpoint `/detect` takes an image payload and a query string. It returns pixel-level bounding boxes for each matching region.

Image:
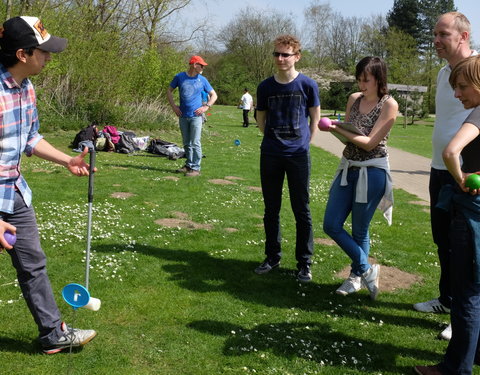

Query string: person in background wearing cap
[167,55,217,177]
[0,16,97,354]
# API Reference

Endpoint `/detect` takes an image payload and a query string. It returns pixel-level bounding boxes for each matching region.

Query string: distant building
[387,83,427,96]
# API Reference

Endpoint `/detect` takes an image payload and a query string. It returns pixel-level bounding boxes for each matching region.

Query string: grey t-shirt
[461,106,480,173]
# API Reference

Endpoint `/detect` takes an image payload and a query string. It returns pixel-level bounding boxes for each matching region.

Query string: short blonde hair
[439,11,471,35]
[449,55,480,91]
[274,34,301,54]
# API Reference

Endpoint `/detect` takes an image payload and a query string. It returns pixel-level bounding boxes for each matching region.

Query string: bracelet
[205,104,211,108]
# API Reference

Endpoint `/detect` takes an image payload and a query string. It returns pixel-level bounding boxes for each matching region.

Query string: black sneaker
[297,265,312,283]
[254,259,280,274]
[42,322,97,354]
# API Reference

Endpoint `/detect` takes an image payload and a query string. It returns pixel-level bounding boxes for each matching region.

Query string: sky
[181,0,480,47]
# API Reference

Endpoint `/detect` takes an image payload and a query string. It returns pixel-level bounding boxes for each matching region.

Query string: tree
[387,0,422,47]
[385,28,422,126]
[302,1,334,67]
[217,7,297,85]
[323,82,348,116]
[359,14,388,59]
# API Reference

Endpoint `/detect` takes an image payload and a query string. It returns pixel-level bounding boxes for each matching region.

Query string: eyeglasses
[272,52,297,58]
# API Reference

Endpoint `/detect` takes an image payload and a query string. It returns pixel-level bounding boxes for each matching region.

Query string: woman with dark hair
[320,56,398,299]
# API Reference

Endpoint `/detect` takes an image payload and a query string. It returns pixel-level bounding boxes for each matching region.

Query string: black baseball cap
[0,16,67,53]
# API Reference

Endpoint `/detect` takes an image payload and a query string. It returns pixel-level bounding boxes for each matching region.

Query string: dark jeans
[260,153,313,269]
[441,211,480,375]
[430,168,455,308]
[242,110,249,127]
[3,191,63,346]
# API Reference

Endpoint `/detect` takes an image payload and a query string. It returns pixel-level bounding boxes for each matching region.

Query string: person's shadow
[188,319,440,373]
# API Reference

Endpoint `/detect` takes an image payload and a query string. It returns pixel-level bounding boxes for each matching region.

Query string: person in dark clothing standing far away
[414,54,480,375]
[413,11,477,341]
[167,55,217,177]
[0,16,97,354]
[254,34,320,283]
[320,56,398,300]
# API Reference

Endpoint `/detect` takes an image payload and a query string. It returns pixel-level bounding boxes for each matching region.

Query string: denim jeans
[323,167,386,276]
[260,153,313,269]
[441,211,480,375]
[3,191,63,346]
[429,168,455,308]
[179,116,203,171]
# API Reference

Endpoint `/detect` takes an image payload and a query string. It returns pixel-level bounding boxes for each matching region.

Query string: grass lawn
[1,106,471,374]
[388,117,435,158]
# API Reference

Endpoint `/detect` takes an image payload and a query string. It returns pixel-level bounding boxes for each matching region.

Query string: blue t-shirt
[256,73,320,156]
[170,72,213,118]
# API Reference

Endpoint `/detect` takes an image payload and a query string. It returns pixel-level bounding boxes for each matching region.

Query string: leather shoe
[413,365,444,375]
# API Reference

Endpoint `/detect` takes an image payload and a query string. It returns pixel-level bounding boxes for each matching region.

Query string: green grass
[388,117,435,158]
[1,106,472,374]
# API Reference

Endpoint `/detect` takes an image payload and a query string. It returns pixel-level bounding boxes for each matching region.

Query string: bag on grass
[132,136,150,151]
[71,122,98,149]
[116,133,136,154]
[147,139,185,160]
[103,125,120,144]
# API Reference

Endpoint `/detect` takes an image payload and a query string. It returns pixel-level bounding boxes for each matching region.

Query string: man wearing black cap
[0,16,97,354]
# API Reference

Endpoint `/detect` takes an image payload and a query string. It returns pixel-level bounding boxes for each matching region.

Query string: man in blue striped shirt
[0,16,97,354]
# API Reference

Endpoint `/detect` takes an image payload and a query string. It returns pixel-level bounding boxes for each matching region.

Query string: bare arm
[167,86,182,117]
[332,94,398,151]
[443,122,480,192]
[309,105,321,142]
[256,110,266,134]
[32,139,94,176]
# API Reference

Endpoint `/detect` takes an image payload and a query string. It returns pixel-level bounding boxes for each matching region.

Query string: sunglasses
[272,52,297,58]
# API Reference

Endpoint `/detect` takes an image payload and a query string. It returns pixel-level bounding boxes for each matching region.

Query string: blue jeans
[260,153,313,269]
[179,116,203,171]
[441,211,480,375]
[430,168,455,308]
[3,191,63,346]
[323,167,386,276]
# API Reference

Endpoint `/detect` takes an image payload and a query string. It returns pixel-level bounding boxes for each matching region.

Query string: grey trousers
[3,191,63,346]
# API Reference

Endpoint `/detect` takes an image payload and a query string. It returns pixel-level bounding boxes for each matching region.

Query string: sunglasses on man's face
[272,52,297,58]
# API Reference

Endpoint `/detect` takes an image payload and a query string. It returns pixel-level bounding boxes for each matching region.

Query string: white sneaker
[336,272,362,296]
[361,264,380,300]
[438,324,452,341]
[413,298,450,313]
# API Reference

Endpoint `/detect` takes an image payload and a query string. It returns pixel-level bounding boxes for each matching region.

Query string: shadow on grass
[94,243,444,332]
[188,319,440,373]
[0,336,90,355]
[101,161,177,174]
[0,336,38,354]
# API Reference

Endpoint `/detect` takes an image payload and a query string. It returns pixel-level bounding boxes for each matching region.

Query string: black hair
[355,56,388,98]
[0,47,36,68]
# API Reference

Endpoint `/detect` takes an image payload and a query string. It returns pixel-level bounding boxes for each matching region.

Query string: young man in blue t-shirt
[167,56,217,177]
[254,35,321,282]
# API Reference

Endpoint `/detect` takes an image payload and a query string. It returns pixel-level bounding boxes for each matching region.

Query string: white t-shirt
[241,92,253,110]
[431,51,478,170]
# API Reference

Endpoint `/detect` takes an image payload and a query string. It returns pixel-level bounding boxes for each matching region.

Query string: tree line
[0,0,469,131]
